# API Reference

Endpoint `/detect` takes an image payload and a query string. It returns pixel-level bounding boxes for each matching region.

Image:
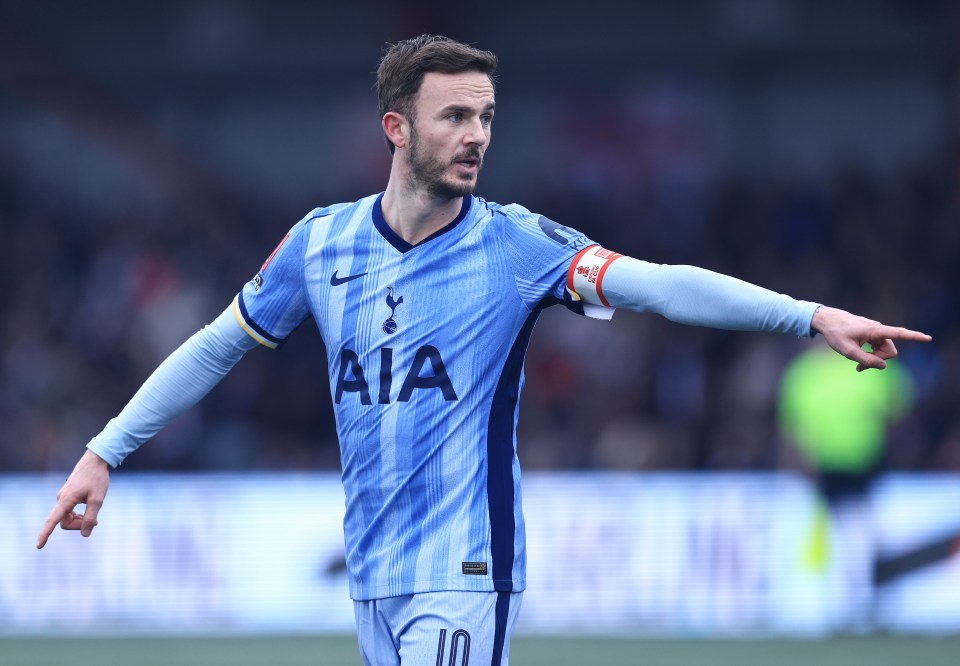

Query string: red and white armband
[566,245,623,307]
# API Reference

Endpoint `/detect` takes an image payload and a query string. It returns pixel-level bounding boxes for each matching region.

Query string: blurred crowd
[1,131,957,474]
[519,165,958,473]
[0,0,954,480]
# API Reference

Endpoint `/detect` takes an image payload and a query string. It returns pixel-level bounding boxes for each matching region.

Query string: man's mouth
[454,154,481,169]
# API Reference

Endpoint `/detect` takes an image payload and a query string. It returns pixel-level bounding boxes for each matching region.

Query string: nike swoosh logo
[330,270,368,286]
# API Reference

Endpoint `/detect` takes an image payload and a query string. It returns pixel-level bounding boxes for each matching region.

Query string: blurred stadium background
[3,0,959,664]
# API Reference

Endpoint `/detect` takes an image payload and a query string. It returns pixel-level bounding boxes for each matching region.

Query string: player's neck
[380,178,464,246]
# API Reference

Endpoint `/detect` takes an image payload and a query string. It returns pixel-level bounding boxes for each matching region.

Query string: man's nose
[463,118,488,146]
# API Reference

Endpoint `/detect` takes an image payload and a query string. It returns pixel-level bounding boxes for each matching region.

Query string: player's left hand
[811,305,932,372]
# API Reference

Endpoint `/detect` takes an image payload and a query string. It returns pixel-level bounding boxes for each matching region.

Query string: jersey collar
[372,192,472,253]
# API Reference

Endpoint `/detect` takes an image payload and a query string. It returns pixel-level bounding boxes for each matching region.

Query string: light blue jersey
[235,193,596,600]
[84,192,817,603]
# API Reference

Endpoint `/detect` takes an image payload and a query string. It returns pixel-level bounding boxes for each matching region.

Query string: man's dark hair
[376,34,498,154]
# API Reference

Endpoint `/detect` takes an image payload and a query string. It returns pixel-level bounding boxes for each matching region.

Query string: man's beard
[407,125,482,199]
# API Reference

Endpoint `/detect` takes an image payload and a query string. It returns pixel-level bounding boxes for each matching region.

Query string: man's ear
[382,112,409,150]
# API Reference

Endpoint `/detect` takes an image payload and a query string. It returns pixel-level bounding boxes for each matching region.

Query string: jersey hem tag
[462,562,488,575]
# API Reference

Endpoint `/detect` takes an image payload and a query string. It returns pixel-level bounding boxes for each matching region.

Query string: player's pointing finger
[37,501,72,549]
[877,326,932,342]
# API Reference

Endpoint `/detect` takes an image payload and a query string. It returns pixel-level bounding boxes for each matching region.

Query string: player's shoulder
[299,193,379,229]
[471,197,540,235]
[481,199,590,249]
[480,199,536,223]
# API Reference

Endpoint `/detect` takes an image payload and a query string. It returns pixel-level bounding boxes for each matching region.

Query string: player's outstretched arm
[581,255,931,365]
[595,257,821,336]
[810,305,932,372]
[35,304,259,548]
[37,449,110,548]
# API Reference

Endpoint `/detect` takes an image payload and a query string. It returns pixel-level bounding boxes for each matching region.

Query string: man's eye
[481,114,493,126]
[449,112,463,122]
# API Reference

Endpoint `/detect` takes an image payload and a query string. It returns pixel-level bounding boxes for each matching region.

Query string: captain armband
[565,245,623,306]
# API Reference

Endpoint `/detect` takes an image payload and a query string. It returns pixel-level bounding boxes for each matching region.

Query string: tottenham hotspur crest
[383,287,403,334]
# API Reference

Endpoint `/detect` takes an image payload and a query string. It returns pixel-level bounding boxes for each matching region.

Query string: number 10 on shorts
[436,628,471,666]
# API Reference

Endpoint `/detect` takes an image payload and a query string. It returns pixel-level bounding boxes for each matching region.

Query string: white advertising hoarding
[5,473,959,636]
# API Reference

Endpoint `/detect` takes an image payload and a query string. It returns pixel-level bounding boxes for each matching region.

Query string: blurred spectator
[777,344,916,632]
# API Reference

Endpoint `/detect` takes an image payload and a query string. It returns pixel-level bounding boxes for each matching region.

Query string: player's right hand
[36,449,111,549]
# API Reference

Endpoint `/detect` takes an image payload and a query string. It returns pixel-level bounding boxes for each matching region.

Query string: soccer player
[36,35,931,665]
